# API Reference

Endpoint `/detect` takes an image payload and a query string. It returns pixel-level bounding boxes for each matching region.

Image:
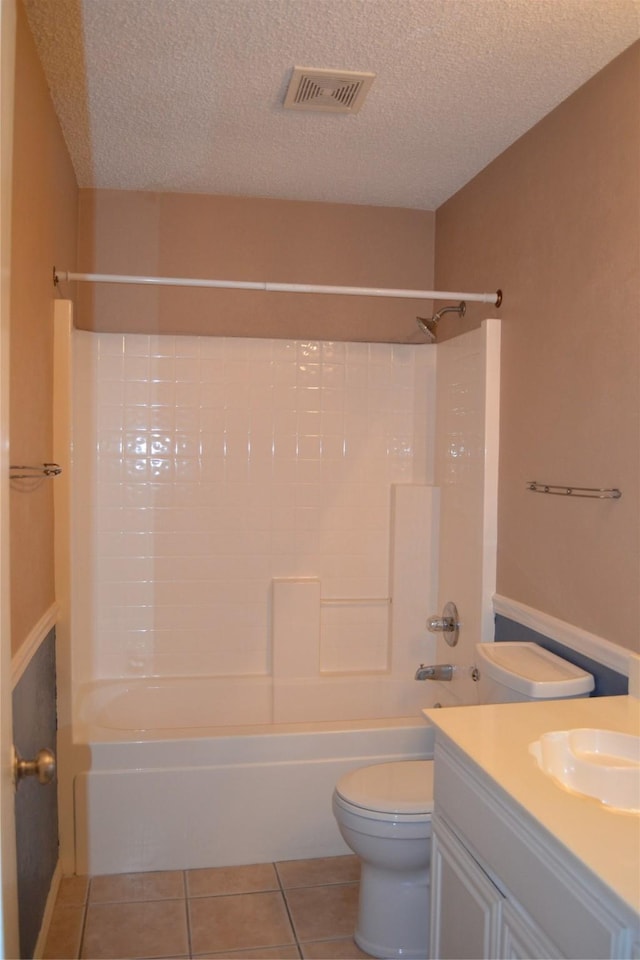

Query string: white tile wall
[73,333,435,682]
[319,599,390,674]
[390,484,440,677]
[433,319,501,706]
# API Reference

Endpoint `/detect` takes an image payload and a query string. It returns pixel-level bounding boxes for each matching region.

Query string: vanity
[424,695,640,959]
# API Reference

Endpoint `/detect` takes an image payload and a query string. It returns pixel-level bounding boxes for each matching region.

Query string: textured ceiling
[24,0,640,209]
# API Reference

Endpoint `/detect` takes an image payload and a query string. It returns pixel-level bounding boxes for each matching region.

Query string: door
[0,0,19,956]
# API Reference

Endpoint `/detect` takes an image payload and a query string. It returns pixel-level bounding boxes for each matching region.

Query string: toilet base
[354,862,430,959]
[354,929,429,960]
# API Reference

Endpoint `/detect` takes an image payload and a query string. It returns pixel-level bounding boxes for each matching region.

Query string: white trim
[53,299,75,873]
[11,602,59,690]
[493,594,634,677]
[0,2,19,955]
[480,319,501,644]
[32,860,62,960]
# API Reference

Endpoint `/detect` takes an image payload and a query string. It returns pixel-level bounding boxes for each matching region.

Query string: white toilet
[332,642,595,959]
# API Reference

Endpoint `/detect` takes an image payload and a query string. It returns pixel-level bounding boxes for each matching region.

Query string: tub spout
[415,664,454,681]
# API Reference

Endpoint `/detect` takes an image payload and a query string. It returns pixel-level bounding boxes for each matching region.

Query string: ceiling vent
[283,67,375,114]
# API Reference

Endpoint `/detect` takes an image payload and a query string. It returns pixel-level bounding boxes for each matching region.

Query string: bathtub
[72,677,434,875]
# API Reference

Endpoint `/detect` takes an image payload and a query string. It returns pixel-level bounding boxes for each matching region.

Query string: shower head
[416,301,466,342]
[416,316,437,342]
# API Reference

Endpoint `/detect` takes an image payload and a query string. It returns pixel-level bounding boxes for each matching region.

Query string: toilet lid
[335,760,434,815]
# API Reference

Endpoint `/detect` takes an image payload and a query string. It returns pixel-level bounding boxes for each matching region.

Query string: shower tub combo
[72,675,433,875]
[56,306,500,877]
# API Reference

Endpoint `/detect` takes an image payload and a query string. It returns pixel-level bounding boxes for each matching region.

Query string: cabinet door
[430,819,503,960]
[500,901,563,960]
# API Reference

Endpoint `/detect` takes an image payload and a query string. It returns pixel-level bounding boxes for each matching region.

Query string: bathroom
[2,2,639,958]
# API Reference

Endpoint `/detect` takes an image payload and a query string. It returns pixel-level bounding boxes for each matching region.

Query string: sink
[529,728,640,813]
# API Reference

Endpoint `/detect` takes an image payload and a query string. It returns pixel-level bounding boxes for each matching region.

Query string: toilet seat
[335,760,434,822]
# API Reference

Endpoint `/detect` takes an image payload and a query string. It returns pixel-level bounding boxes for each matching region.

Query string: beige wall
[15,9,637,656]
[435,43,640,652]
[10,3,77,656]
[76,190,435,343]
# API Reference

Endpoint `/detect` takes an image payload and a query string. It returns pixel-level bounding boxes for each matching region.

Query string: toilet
[332,642,594,959]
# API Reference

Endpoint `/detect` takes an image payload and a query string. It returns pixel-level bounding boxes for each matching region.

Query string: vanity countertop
[423,695,640,920]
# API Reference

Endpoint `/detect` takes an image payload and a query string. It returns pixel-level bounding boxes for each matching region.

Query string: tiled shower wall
[72,333,435,683]
[432,320,501,706]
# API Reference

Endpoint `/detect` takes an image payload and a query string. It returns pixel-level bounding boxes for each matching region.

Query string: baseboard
[493,594,635,677]
[32,860,62,960]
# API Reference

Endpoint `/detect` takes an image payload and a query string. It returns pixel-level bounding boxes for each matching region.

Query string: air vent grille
[284,67,375,114]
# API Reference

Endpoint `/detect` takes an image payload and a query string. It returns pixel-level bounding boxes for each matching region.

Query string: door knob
[12,746,56,787]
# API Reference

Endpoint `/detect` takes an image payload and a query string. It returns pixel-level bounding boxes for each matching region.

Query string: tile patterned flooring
[43,855,374,960]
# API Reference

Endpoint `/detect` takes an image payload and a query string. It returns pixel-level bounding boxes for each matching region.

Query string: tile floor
[43,855,374,959]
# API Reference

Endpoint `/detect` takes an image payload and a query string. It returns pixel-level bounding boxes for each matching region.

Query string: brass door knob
[13,747,56,787]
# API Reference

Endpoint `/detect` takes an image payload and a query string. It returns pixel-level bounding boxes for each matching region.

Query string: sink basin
[529,728,640,813]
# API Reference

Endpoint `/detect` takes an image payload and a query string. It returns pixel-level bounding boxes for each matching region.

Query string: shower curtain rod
[53,269,502,306]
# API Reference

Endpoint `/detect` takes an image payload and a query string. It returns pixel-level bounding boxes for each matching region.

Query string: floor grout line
[48,857,367,960]
[273,861,301,953]
[182,869,194,960]
[76,878,91,960]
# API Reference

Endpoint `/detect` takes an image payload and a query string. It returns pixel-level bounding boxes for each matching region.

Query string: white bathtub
[75,673,433,735]
[72,677,434,875]
[76,675,275,734]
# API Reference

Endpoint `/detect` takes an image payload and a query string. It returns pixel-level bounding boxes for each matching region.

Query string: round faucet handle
[427,602,460,647]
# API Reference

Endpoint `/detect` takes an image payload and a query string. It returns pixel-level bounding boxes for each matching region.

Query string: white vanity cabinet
[430,814,503,959]
[429,733,639,960]
[431,813,562,959]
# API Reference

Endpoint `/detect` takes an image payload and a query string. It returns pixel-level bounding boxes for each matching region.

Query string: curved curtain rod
[53,269,502,306]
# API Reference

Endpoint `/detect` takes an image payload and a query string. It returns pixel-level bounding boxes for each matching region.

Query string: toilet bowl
[332,759,434,959]
[333,641,594,959]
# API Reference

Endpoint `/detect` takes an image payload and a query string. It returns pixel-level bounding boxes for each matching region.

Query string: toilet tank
[475,642,594,703]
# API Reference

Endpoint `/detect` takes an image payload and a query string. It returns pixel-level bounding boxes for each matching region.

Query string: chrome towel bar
[10,462,62,480]
[527,481,621,500]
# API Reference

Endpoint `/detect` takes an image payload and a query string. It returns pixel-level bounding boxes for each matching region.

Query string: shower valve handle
[426,601,460,647]
[427,616,456,632]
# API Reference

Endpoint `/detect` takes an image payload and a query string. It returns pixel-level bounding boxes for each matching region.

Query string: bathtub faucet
[415,664,454,681]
